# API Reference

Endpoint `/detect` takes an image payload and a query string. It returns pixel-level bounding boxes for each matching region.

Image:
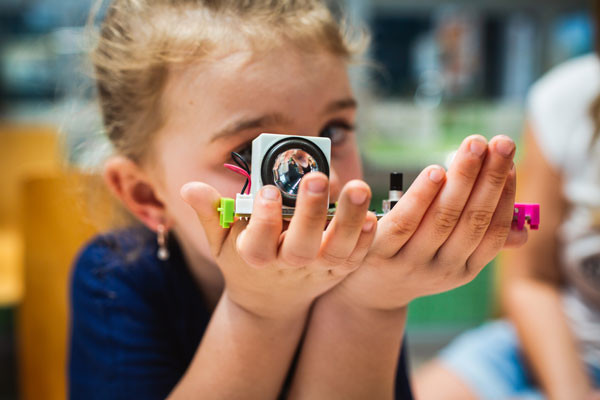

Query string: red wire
[224,163,251,194]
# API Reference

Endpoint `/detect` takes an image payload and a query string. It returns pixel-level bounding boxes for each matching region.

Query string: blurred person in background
[414,6,600,400]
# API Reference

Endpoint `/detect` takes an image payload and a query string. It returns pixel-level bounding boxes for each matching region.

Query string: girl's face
[150,45,362,263]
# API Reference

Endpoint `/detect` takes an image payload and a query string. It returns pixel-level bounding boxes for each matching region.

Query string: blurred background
[0,0,594,398]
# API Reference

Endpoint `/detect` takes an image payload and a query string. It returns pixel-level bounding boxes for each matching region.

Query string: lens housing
[261,137,329,207]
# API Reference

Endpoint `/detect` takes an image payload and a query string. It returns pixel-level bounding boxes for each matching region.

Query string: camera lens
[261,137,329,207]
[272,149,319,196]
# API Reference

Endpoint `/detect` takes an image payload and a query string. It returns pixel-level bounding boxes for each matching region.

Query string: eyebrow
[324,97,357,114]
[209,97,357,143]
[210,113,288,143]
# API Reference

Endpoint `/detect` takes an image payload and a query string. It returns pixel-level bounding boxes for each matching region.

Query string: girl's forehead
[171,45,346,89]
[162,46,351,125]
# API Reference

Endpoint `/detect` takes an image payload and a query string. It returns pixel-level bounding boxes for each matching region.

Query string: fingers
[467,164,518,271]
[319,180,372,266]
[180,182,227,256]
[279,172,329,266]
[403,135,488,260]
[504,222,528,248]
[436,135,516,265]
[346,211,378,265]
[236,186,283,267]
[370,165,446,259]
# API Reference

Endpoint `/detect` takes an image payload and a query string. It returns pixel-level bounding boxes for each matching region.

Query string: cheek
[329,143,363,200]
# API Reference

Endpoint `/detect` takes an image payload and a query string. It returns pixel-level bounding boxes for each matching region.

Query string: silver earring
[157,224,170,261]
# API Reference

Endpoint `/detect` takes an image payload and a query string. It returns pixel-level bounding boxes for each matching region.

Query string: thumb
[180,181,228,256]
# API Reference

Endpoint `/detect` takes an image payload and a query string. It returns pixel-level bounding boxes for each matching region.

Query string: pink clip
[513,203,540,230]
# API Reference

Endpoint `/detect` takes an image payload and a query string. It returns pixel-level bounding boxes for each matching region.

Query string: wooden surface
[0,124,61,226]
[0,124,61,306]
[0,229,23,305]
[18,172,113,400]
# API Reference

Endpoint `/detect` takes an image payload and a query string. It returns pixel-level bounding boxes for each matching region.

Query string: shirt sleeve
[395,339,414,400]
[68,239,183,400]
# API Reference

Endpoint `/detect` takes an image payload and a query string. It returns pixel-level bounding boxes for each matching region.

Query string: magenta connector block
[513,203,540,230]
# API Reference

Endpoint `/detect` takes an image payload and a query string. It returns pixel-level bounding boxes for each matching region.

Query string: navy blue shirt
[69,227,413,399]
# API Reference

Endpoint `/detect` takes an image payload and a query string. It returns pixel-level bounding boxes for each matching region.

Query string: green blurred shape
[407,261,497,330]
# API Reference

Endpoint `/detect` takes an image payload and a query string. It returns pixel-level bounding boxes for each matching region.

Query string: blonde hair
[91,0,367,164]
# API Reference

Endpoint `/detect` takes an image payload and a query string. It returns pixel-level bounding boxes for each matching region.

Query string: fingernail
[362,220,374,232]
[180,183,193,199]
[307,177,327,193]
[469,137,487,157]
[350,190,368,205]
[496,136,515,158]
[261,186,279,201]
[429,167,445,183]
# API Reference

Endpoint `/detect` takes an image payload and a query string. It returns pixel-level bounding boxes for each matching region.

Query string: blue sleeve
[68,239,183,400]
[395,339,414,400]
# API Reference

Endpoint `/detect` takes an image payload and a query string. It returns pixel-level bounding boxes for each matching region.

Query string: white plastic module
[235,193,254,215]
[250,133,331,199]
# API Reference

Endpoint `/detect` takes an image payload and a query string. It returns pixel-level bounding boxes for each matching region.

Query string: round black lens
[261,137,329,207]
[272,149,319,196]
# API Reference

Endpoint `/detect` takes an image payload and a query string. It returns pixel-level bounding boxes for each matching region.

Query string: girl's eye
[319,121,354,146]
[229,122,354,167]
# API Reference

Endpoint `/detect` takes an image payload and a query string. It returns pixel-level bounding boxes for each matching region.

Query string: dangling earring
[157,224,170,261]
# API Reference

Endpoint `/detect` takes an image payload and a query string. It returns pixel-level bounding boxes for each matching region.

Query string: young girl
[69,1,525,398]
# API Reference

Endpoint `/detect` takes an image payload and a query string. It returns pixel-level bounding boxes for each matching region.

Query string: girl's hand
[181,173,377,319]
[332,135,526,311]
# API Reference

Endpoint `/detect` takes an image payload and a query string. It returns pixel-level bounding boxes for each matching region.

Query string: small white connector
[235,193,254,215]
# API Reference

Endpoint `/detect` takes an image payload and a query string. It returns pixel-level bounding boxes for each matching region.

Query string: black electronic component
[390,172,403,191]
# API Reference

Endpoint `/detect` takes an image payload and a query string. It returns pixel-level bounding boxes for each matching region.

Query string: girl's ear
[103,155,169,232]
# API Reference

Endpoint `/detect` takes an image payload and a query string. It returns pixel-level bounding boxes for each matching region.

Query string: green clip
[217,197,235,228]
